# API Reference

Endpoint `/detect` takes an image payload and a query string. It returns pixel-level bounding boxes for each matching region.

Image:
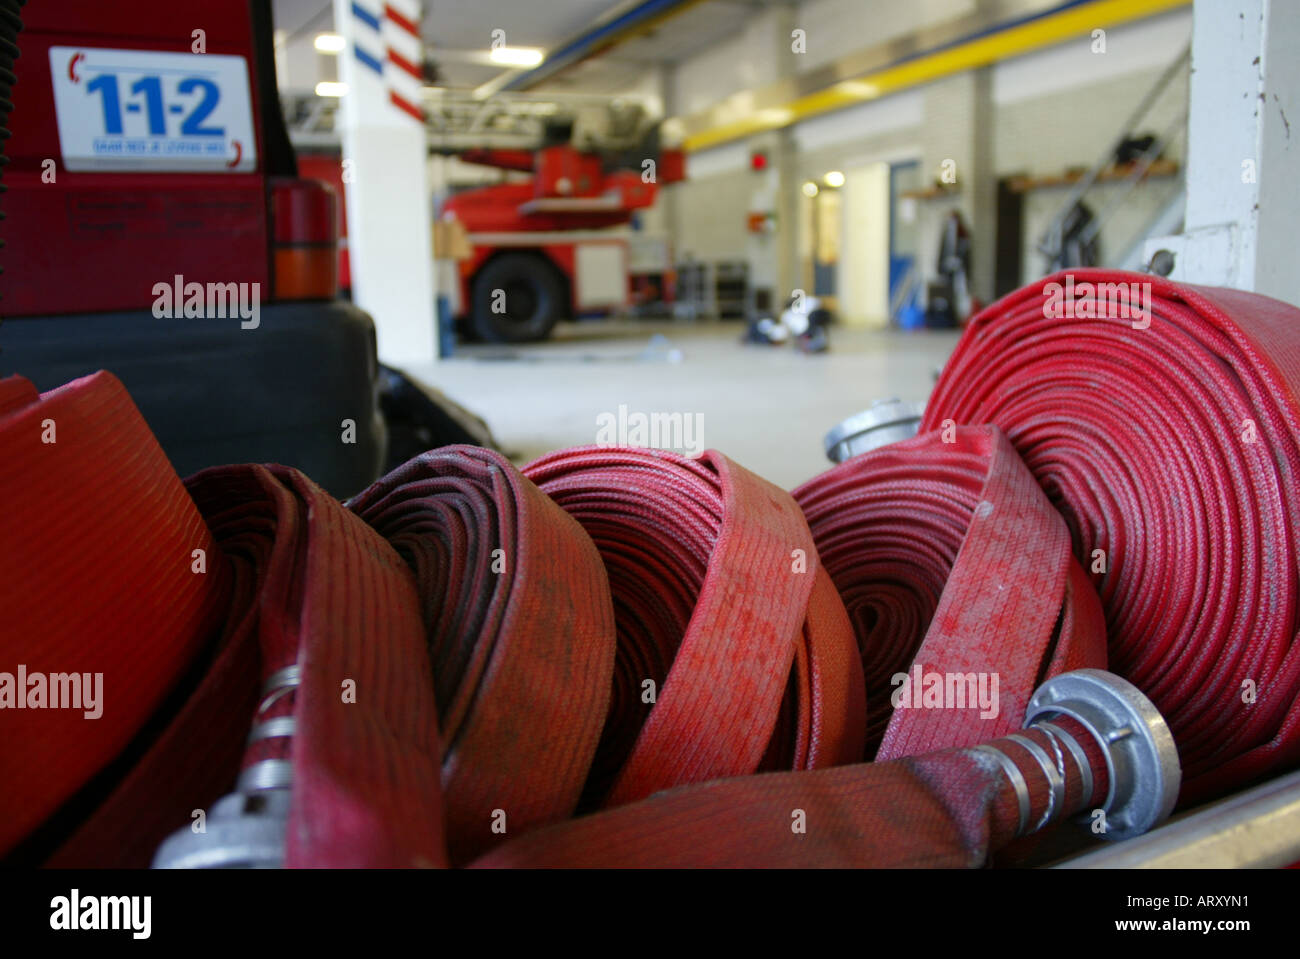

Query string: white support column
[1144,0,1300,304]
[334,0,438,364]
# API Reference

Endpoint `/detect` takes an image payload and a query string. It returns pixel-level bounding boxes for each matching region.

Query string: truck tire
[471,253,565,343]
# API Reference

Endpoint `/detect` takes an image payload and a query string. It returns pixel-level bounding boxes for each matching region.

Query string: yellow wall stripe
[683,0,1189,152]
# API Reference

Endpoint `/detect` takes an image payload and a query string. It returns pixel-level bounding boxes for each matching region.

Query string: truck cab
[2,0,385,496]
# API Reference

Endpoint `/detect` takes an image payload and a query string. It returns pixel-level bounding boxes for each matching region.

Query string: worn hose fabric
[522,447,866,809]
[347,447,617,862]
[923,269,1300,800]
[0,375,1190,869]
[471,722,1107,869]
[57,462,444,869]
[793,425,1107,761]
[192,464,445,869]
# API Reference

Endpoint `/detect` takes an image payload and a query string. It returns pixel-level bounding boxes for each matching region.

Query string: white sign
[49,46,257,172]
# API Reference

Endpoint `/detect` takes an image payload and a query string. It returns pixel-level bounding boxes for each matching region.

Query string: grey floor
[407,319,962,490]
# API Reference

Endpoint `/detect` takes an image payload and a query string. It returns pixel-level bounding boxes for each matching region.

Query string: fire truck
[288,94,686,345]
[440,141,685,343]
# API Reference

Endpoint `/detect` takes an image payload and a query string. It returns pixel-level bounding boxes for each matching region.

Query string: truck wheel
[471,254,565,343]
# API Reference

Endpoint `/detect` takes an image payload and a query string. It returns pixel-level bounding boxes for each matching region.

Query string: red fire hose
[4,271,1300,867]
[472,712,1119,868]
[522,447,866,808]
[0,373,229,859]
[473,428,1122,867]
[347,448,616,863]
[792,424,1106,760]
[923,269,1300,802]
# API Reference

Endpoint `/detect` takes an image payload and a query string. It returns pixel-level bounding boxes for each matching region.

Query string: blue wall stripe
[355,44,384,76]
[351,2,382,31]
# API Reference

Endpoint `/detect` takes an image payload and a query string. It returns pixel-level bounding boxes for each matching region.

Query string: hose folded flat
[68,460,444,869]
[188,463,443,869]
[472,720,1109,868]
[0,373,441,867]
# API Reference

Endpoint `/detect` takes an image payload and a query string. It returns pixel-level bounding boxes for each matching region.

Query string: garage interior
[278,0,1198,486]
[3,0,1300,883]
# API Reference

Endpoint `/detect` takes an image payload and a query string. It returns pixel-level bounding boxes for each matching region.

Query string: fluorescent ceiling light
[489,46,544,68]
[315,81,347,97]
[824,170,845,188]
[314,33,346,53]
[837,80,880,99]
[757,107,793,126]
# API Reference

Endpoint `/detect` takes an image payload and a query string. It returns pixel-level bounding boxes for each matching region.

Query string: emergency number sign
[48,46,258,172]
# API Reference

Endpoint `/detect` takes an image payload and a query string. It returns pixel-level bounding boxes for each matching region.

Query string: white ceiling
[533,0,772,95]
[271,0,779,95]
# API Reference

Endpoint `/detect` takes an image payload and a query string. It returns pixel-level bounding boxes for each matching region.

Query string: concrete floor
[407,319,962,490]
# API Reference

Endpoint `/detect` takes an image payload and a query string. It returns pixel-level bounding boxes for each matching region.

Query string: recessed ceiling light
[489,46,544,68]
[315,81,348,97]
[314,33,346,53]
[802,181,819,197]
[824,170,846,188]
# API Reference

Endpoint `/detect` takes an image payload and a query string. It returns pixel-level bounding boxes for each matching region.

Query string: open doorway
[889,160,924,328]
[810,182,841,300]
[800,157,921,328]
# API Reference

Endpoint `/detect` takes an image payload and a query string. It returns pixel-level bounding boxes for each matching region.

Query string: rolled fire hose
[467,432,1125,867]
[0,373,445,867]
[522,447,867,807]
[9,264,1300,867]
[152,461,446,869]
[923,269,1300,802]
[0,372,230,861]
[793,424,1107,759]
[0,372,1205,867]
[345,448,616,863]
[156,445,618,868]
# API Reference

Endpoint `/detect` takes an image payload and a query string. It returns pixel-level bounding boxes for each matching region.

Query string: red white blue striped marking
[351,0,425,123]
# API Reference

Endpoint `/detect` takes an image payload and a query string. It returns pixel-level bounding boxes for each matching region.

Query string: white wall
[670,0,978,117]
[792,91,924,153]
[671,6,784,115]
[992,7,1191,106]
[615,65,667,118]
[839,161,891,326]
[995,8,1191,281]
[793,0,976,73]
[666,4,1194,301]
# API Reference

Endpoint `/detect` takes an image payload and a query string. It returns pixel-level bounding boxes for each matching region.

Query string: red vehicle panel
[5,0,271,317]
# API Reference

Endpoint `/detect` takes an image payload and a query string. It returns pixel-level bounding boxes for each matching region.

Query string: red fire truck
[440,144,685,343]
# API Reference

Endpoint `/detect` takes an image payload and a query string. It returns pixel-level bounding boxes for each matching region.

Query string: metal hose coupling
[151,664,300,869]
[974,668,1181,841]
[823,398,924,463]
